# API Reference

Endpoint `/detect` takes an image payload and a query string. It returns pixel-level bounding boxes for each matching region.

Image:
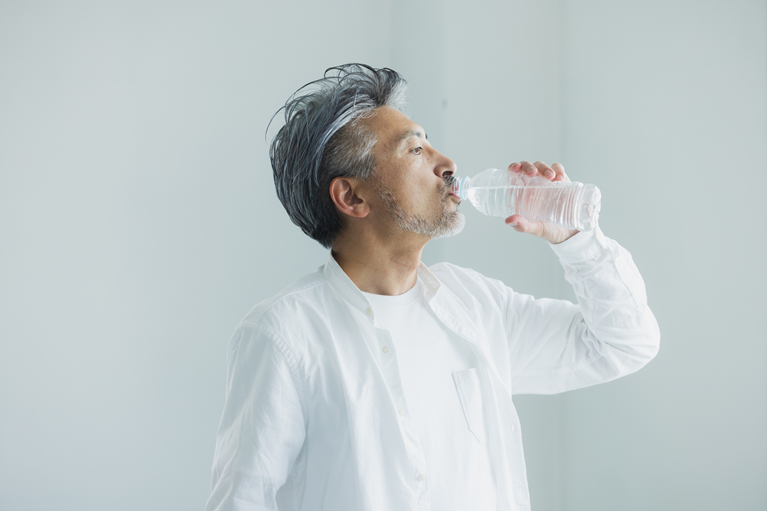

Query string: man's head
[355,106,464,241]
[270,64,462,249]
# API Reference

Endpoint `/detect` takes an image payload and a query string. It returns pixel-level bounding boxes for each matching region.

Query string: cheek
[402,183,440,212]
[376,162,436,206]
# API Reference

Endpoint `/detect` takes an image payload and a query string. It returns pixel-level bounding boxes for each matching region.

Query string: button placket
[376,329,409,419]
[369,324,429,507]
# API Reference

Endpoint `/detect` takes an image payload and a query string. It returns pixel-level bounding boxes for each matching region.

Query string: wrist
[548,228,580,245]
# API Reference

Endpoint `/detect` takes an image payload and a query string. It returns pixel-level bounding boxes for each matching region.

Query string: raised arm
[507,226,660,394]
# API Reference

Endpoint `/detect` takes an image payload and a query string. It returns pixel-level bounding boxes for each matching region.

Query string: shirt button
[417,474,426,482]
[382,346,390,354]
[398,408,405,416]
[365,307,372,316]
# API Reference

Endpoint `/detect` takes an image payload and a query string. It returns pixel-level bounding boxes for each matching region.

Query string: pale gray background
[1,0,765,510]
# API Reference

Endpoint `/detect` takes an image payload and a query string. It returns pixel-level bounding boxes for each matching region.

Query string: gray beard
[374,183,465,239]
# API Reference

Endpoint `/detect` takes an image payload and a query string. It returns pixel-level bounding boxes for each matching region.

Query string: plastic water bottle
[452,168,601,231]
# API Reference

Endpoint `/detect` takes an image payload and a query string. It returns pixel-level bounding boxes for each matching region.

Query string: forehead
[362,107,424,149]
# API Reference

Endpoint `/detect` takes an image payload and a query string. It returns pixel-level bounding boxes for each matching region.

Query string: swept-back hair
[269,64,408,248]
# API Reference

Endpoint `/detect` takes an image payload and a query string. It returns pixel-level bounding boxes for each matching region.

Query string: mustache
[441,175,458,202]
[443,174,457,191]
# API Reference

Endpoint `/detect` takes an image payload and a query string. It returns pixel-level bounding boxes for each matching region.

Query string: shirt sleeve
[205,325,306,511]
[507,226,661,395]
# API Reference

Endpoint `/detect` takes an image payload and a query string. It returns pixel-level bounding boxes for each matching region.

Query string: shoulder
[225,268,340,383]
[237,269,329,329]
[221,271,335,410]
[236,269,331,337]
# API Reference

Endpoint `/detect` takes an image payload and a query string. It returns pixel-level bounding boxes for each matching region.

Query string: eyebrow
[395,129,428,145]
[396,130,429,143]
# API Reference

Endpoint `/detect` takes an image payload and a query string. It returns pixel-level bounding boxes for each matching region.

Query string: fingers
[505,214,579,244]
[551,162,569,182]
[505,214,544,236]
[504,160,575,243]
[507,161,567,181]
[505,214,529,231]
[508,161,542,176]
[534,161,555,179]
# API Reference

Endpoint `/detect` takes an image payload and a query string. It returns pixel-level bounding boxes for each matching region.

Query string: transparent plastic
[452,168,601,231]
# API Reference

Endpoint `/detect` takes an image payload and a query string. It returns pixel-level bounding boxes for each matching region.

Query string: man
[205,64,660,511]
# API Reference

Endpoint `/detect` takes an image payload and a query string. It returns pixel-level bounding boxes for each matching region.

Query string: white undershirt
[363,279,496,510]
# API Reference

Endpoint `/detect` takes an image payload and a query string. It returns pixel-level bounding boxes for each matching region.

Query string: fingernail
[545,169,554,177]
[509,222,519,227]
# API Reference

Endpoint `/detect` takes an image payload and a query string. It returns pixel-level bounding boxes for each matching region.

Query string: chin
[432,212,466,239]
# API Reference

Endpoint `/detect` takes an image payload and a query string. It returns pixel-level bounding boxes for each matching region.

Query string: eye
[412,147,423,155]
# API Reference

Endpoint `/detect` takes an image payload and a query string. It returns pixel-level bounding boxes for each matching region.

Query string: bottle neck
[452,176,471,200]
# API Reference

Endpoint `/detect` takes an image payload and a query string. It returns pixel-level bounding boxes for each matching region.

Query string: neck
[332,228,428,296]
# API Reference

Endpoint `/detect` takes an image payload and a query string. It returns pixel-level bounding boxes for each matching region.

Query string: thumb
[505,214,542,235]
[505,214,576,243]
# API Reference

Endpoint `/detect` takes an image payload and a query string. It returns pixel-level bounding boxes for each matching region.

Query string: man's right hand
[504,161,579,244]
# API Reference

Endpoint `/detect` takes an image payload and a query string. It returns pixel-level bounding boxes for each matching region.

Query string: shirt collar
[416,262,441,302]
[321,252,443,316]
[322,252,482,346]
[322,253,369,314]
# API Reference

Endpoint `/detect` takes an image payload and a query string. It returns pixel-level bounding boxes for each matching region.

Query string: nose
[434,150,457,178]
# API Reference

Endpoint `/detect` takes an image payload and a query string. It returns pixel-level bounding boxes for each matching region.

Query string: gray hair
[269,64,408,248]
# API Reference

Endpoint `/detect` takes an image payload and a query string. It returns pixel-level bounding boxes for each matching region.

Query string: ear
[329,177,370,218]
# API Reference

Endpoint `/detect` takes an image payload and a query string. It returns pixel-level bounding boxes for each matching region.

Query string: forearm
[508,227,660,395]
[551,227,661,364]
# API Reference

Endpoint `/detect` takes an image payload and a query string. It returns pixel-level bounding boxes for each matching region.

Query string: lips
[445,188,461,203]
[443,176,460,200]
[444,176,461,200]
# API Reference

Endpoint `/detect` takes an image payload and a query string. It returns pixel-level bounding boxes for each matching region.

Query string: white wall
[1,1,765,510]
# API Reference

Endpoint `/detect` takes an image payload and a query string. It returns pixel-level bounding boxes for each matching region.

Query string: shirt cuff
[549,225,609,266]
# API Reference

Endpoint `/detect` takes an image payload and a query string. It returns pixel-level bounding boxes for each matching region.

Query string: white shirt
[205,227,660,511]
[362,280,496,511]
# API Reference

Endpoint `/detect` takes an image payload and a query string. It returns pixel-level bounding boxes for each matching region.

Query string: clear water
[458,172,601,231]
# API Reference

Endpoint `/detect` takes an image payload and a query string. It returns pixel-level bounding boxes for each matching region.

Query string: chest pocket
[452,367,491,444]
